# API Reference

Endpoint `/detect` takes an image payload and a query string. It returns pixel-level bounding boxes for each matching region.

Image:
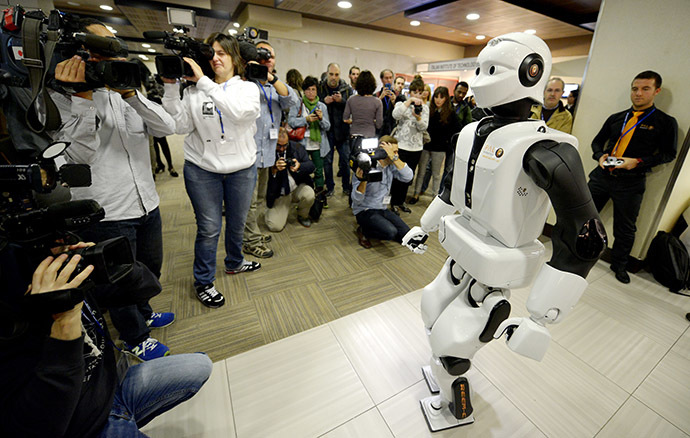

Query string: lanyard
[215,80,231,139]
[82,299,122,352]
[260,84,274,125]
[612,108,656,154]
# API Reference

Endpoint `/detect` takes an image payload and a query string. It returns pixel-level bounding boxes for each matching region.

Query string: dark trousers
[79,208,163,345]
[587,167,646,270]
[324,131,337,192]
[356,208,410,243]
[391,149,422,206]
[153,137,174,170]
[337,138,352,192]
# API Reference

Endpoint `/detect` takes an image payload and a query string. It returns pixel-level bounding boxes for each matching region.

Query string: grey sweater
[343,94,383,138]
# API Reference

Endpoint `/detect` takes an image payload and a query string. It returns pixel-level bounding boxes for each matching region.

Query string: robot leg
[421,282,511,432]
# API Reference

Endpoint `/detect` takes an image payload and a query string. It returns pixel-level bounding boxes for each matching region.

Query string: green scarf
[302,95,321,143]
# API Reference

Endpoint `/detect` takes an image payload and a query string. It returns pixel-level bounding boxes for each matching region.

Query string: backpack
[645,231,690,294]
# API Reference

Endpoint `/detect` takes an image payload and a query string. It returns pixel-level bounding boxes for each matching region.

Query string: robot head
[471,33,552,109]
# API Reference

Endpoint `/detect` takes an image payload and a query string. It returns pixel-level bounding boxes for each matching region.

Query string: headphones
[518,53,544,87]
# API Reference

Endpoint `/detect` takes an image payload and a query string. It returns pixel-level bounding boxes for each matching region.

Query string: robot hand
[494,317,552,361]
[402,226,429,254]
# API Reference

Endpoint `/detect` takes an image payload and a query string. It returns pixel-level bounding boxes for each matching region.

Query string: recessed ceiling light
[524,29,536,34]
[100,5,113,11]
[233,22,240,28]
[337,1,352,8]
[466,13,480,20]
[410,20,421,26]
[138,54,149,60]
[302,40,309,43]
[229,29,238,35]
[446,30,455,33]
[476,35,486,40]
[67,2,81,5]
[148,48,156,53]
[142,43,151,48]
[354,47,360,50]
[463,32,469,36]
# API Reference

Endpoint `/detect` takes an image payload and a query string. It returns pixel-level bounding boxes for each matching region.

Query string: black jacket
[318,78,353,145]
[266,141,315,208]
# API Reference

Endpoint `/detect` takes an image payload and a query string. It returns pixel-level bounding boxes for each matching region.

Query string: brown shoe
[356,226,372,249]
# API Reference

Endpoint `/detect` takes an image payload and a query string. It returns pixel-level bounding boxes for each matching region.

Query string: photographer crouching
[51,18,177,359]
[351,136,413,248]
[265,127,315,231]
[0,241,212,437]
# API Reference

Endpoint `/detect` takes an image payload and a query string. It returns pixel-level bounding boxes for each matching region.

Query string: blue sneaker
[146,312,176,328]
[125,337,170,361]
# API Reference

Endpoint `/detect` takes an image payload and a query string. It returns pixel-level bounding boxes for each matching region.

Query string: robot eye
[489,66,496,75]
[475,67,480,75]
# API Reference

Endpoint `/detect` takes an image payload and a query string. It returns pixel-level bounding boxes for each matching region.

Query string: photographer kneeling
[0,244,211,438]
[265,127,315,231]
[351,136,413,248]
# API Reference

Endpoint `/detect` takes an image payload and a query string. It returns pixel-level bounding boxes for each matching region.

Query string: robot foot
[420,395,475,432]
[421,365,440,394]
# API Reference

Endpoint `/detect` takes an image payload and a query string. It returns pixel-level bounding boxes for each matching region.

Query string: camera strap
[21,15,62,134]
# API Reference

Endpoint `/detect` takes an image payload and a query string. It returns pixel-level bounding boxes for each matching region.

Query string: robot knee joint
[440,356,471,376]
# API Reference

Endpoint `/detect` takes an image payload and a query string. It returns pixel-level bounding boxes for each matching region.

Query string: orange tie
[611,111,643,157]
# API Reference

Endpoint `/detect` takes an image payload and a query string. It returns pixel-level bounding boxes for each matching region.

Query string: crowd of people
[0,18,677,437]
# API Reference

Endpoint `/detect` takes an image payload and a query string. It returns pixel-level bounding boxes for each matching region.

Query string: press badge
[383,195,391,206]
[269,128,278,139]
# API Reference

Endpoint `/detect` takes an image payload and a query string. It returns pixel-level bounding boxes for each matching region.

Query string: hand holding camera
[182,57,204,83]
[315,109,323,120]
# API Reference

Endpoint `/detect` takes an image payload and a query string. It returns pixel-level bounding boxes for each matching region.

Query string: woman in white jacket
[162,33,261,308]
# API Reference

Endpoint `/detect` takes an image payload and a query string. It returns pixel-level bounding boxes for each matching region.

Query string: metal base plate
[420,395,474,432]
[422,365,440,394]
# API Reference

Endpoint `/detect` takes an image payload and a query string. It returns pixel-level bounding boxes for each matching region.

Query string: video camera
[236,26,270,82]
[0,139,135,321]
[349,136,388,182]
[0,6,141,91]
[145,29,215,80]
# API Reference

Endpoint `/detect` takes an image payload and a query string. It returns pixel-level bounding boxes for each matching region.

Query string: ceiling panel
[275,0,429,25]
[369,12,484,46]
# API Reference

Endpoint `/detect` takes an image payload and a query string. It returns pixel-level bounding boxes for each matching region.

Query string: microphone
[143,31,167,40]
[239,41,258,62]
[45,200,105,230]
[72,33,121,57]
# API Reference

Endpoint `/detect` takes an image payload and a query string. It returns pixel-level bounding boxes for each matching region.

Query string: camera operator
[51,18,177,360]
[265,127,315,231]
[161,33,261,308]
[0,244,212,438]
[242,40,299,259]
[351,136,413,248]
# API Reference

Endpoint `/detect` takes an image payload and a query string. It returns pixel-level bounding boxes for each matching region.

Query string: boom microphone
[239,41,258,62]
[72,33,121,57]
[143,31,167,40]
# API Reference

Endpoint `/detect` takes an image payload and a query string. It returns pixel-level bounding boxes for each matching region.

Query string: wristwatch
[391,154,399,162]
[268,75,279,85]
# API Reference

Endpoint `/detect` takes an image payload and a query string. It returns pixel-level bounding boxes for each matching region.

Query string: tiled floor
[142,261,690,438]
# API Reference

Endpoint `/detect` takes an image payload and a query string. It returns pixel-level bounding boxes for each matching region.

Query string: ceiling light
[354,47,360,50]
[410,20,421,26]
[446,30,455,33]
[100,5,113,11]
[229,29,238,35]
[302,40,309,43]
[337,1,352,8]
[524,29,536,34]
[148,48,156,53]
[142,43,151,48]
[67,2,81,5]
[476,35,486,40]
[138,54,149,60]
[466,13,480,20]
[233,22,240,28]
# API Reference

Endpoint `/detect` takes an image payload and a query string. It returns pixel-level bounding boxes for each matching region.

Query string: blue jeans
[79,208,163,345]
[184,160,256,287]
[338,139,352,192]
[98,353,213,437]
[356,208,410,243]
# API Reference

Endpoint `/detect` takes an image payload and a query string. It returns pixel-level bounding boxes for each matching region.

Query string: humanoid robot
[402,33,607,432]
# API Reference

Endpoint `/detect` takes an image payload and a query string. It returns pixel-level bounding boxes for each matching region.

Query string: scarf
[302,95,321,143]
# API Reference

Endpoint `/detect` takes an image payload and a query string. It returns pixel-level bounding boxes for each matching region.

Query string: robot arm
[494,140,607,361]
[402,168,457,253]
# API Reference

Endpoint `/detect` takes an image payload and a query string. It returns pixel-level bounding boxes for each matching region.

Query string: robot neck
[489,98,535,120]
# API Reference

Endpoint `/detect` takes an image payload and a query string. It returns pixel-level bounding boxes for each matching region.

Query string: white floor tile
[320,408,394,438]
[634,350,690,435]
[549,301,668,392]
[473,337,628,438]
[225,325,373,438]
[671,327,690,361]
[141,360,236,438]
[330,296,431,404]
[597,397,688,438]
[378,377,545,438]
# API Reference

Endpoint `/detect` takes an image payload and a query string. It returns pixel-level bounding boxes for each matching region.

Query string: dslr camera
[349,136,388,182]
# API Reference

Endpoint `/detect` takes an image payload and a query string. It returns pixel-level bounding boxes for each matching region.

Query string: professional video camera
[0,5,140,90]
[349,136,388,182]
[144,29,215,80]
[236,26,270,82]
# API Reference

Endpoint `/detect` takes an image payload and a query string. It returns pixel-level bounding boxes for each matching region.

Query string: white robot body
[450,120,578,248]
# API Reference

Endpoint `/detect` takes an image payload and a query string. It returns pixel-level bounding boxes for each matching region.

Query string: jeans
[588,167,646,270]
[184,160,256,287]
[79,208,163,345]
[414,150,445,196]
[98,353,213,437]
[337,139,352,192]
[356,208,410,243]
